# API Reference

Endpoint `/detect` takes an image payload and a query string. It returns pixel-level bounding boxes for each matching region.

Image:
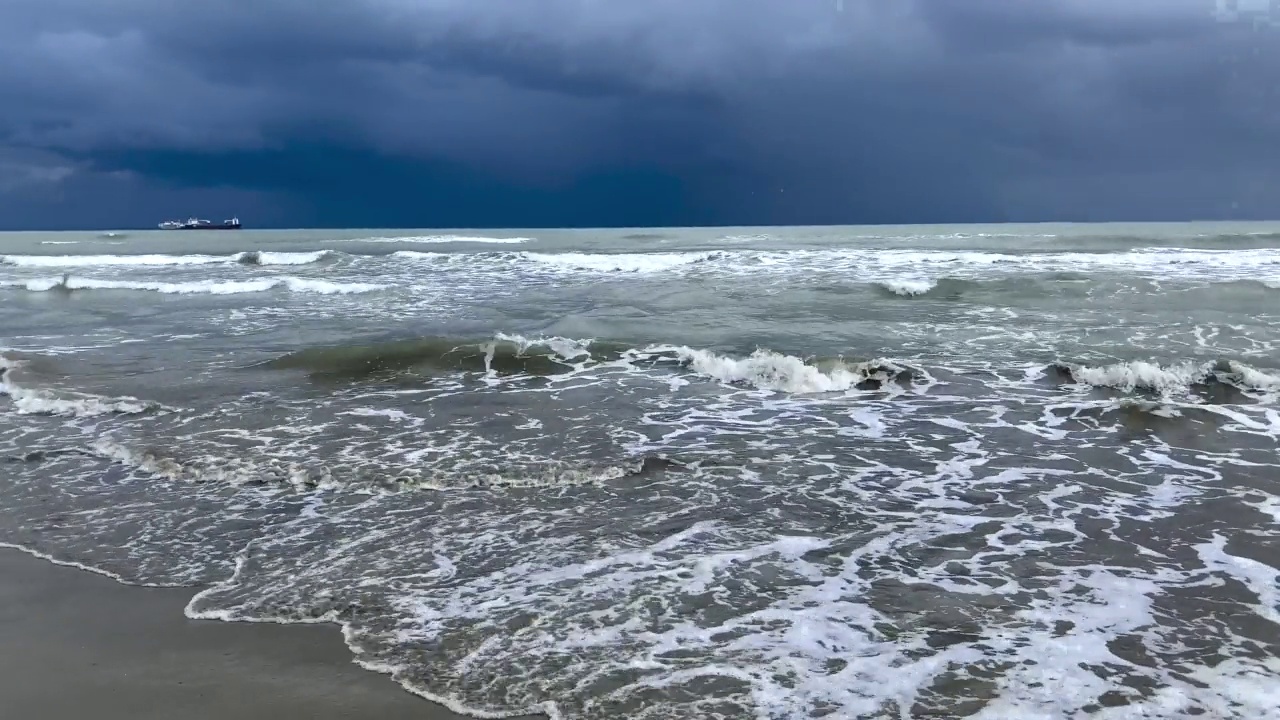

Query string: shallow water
[2,222,1279,719]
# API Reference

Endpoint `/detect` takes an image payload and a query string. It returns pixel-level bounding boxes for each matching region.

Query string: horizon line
[3,218,1280,233]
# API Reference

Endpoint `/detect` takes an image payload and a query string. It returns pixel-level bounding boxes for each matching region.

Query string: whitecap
[11,276,384,295]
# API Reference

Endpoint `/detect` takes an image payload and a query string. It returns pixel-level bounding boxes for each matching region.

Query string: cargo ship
[158,216,241,230]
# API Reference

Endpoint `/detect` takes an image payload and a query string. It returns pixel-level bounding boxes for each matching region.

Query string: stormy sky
[1,0,1277,229]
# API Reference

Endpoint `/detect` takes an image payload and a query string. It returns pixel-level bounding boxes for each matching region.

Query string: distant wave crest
[350,235,532,245]
[10,275,384,295]
[1,251,332,268]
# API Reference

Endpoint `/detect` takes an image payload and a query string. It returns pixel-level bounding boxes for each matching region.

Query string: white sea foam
[0,251,330,267]
[0,357,157,417]
[381,246,1280,284]
[0,542,175,586]
[390,250,450,262]
[524,251,720,273]
[275,278,385,295]
[11,276,384,295]
[675,348,860,393]
[651,346,911,394]
[875,278,938,296]
[355,235,532,244]
[5,390,155,417]
[1068,361,1207,393]
[5,228,1280,720]
[391,250,720,274]
[1222,360,1280,392]
[3,253,229,267]
[5,338,1280,719]
[1250,496,1280,524]
[492,332,595,362]
[1195,534,1280,626]
[1055,359,1280,397]
[237,251,332,265]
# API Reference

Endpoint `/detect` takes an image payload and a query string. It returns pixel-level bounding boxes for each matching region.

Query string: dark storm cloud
[918,0,1210,51]
[0,0,1276,228]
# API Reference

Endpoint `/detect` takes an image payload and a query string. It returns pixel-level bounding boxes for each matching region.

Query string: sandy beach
[0,549,522,720]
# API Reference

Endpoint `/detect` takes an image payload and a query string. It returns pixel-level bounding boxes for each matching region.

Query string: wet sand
[0,549,525,720]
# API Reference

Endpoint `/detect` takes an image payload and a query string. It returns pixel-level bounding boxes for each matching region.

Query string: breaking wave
[7,224,1280,720]
[232,251,333,266]
[1047,359,1280,399]
[874,278,941,297]
[15,249,1276,291]
[0,357,161,418]
[393,250,723,273]
[523,251,723,273]
[260,334,926,396]
[352,235,532,245]
[11,275,384,295]
[657,346,921,394]
[381,246,1280,285]
[1,251,332,267]
[263,334,1280,401]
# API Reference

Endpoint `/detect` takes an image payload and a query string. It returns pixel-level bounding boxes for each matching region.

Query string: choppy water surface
[2,223,1278,719]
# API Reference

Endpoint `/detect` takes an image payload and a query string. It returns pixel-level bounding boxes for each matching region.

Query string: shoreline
[0,547,542,720]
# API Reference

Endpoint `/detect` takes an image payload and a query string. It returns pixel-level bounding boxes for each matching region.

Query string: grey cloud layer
[1,0,1276,226]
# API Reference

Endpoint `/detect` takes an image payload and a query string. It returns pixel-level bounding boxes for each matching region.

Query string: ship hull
[158,216,242,230]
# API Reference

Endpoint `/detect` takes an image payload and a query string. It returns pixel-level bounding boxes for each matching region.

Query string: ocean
[1,223,1278,719]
